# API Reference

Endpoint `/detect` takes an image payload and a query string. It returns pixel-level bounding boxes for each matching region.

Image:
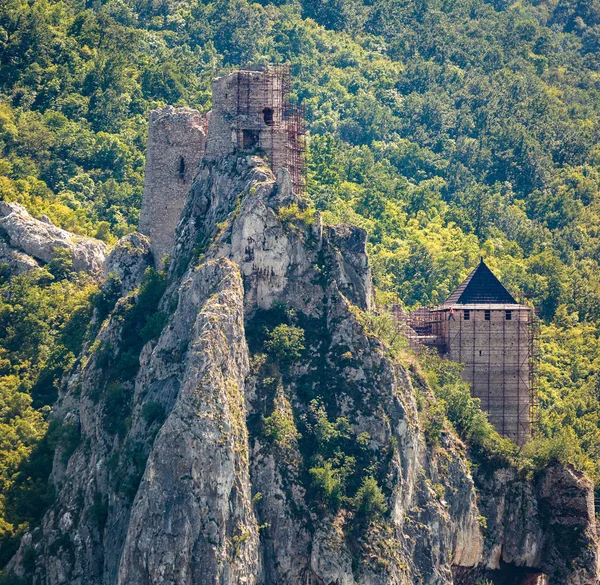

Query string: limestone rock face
[104,232,153,295]
[0,239,40,274]
[118,259,258,584]
[457,464,598,584]
[0,201,107,275]
[8,156,598,585]
[174,156,372,314]
[324,223,373,310]
[537,465,598,583]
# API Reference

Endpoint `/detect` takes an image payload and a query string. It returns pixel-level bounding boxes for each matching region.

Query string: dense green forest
[2,0,600,561]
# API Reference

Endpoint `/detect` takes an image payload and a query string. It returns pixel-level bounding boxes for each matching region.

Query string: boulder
[0,201,107,275]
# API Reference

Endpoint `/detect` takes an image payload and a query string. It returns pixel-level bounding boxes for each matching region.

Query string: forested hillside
[2,0,600,565]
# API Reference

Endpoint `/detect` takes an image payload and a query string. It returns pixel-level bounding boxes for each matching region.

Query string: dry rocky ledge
[0,201,107,276]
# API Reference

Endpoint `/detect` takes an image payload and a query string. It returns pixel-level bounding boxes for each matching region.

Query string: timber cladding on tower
[139,65,306,267]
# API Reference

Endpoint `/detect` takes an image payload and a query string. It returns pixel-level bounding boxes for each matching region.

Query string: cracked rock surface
[7,156,598,585]
[0,201,107,275]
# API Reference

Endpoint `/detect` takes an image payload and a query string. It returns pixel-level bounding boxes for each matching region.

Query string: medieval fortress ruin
[139,64,305,265]
[139,106,207,268]
[139,65,535,446]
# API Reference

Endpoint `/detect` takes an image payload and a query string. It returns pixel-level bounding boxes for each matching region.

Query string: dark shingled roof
[442,259,518,306]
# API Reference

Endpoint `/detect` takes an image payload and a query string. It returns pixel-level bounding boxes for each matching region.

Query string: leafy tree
[353,476,387,521]
[264,324,305,364]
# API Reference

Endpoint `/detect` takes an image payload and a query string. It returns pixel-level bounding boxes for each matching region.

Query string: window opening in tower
[242,129,260,150]
[263,108,274,126]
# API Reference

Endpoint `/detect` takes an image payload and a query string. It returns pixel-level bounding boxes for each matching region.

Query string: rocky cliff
[0,201,107,276]
[7,156,599,585]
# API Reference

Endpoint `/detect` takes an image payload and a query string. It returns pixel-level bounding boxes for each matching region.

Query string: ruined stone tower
[139,106,207,266]
[140,66,305,266]
[205,65,305,193]
[429,260,535,445]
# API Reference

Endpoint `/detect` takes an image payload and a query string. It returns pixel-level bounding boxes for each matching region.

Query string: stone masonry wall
[205,70,289,173]
[139,106,207,267]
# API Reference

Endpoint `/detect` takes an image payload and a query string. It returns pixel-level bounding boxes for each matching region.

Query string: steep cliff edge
[7,156,598,585]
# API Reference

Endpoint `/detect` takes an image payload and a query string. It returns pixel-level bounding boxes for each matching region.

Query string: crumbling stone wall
[139,106,207,267]
[205,69,289,174]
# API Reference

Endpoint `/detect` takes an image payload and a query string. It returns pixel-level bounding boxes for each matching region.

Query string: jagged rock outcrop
[474,464,598,583]
[8,156,598,585]
[104,232,152,295]
[0,201,107,275]
[119,258,259,583]
[0,239,40,274]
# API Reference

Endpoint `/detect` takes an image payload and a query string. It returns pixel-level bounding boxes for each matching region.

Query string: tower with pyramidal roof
[428,259,536,446]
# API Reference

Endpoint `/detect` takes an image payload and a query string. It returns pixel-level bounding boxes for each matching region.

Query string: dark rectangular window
[484,310,491,321]
[263,108,274,126]
[242,129,259,150]
[463,310,470,321]
[506,310,512,321]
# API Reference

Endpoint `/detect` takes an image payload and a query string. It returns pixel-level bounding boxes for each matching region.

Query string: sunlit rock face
[7,155,598,585]
[0,201,107,276]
